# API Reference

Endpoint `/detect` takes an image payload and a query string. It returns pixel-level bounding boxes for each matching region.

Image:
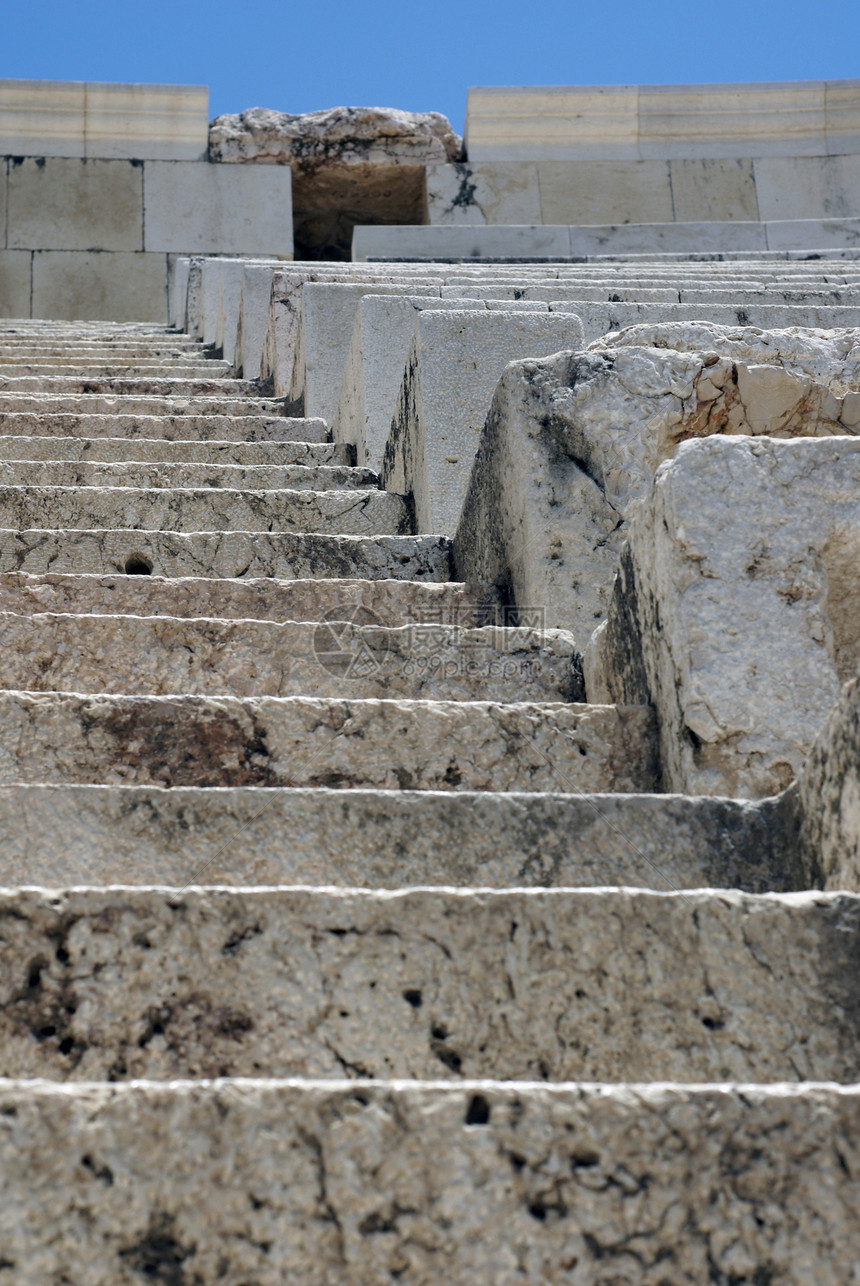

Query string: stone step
[0,613,582,703]
[0,692,657,791]
[0,343,208,360]
[0,460,379,491]
[0,393,299,417]
[0,781,796,893]
[0,362,233,378]
[0,486,411,536]
[0,1079,850,1284]
[0,572,501,627]
[0,376,259,396]
[0,412,330,443]
[0,886,851,1082]
[0,529,453,580]
[0,435,352,465]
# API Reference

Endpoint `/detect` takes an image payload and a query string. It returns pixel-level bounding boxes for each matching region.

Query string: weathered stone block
[538,158,674,224]
[593,436,860,798]
[7,158,143,251]
[754,154,860,220]
[382,310,583,535]
[30,252,168,322]
[143,161,293,255]
[798,672,860,890]
[0,250,31,319]
[425,161,542,225]
[669,157,761,220]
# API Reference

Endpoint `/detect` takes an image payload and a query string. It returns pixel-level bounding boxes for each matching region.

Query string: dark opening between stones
[465,1093,491,1126]
[124,556,153,576]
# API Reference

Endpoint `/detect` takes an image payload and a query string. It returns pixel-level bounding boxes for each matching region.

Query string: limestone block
[0,528,453,582]
[0,1080,857,1285]
[425,161,542,225]
[0,410,327,443]
[456,337,859,639]
[669,158,761,221]
[0,250,31,319]
[208,104,462,165]
[219,258,277,363]
[0,484,410,536]
[82,81,208,161]
[638,80,828,159]
[567,219,768,255]
[288,280,440,419]
[6,158,143,251]
[0,781,799,892]
[827,78,860,154]
[382,310,584,535]
[30,252,167,322]
[182,255,204,333]
[143,161,293,255]
[538,159,673,225]
[798,673,860,890]
[0,692,657,793]
[754,155,860,220]
[465,85,641,161]
[0,460,373,490]
[352,224,572,261]
[0,78,86,157]
[596,436,860,798]
[766,217,860,251]
[0,436,349,466]
[0,613,582,704]
[237,262,280,377]
[336,295,505,471]
[169,255,190,327]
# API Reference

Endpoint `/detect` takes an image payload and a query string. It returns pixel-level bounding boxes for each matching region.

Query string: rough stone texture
[798,674,860,891]
[0,692,658,792]
[0,613,583,703]
[0,393,293,418]
[0,528,453,581]
[0,484,411,536]
[0,886,854,1081]
[0,459,375,491]
[455,337,860,639]
[0,572,500,627]
[0,782,799,893]
[208,106,463,259]
[591,436,860,798]
[381,310,584,535]
[2,1079,859,1285]
[0,412,330,443]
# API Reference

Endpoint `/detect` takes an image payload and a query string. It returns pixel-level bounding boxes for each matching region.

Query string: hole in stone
[58,1037,75,1056]
[402,989,423,1009]
[571,1150,600,1170]
[124,556,152,576]
[465,1093,491,1126]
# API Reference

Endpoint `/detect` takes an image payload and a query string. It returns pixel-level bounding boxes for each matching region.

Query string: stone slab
[596,435,860,798]
[0,410,328,441]
[0,435,350,464]
[425,160,543,225]
[6,157,143,252]
[466,84,641,161]
[0,250,31,319]
[0,781,798,893]
[0,573,500,628]
[0,460,375,490]
[0,886,851,1080]
[143,161,293,255]
[0,691,657,793]
[0,529,453,581]
[0,485,411,536]
[382,310,584,535]
[0,78,86,157]
[538,159,674,225]
[30,251,168,323]
[352,224,572,261]
[798,673,860,892]
[754,154,860,221]
[0,612,582,703]
[0,1079,856,1284]
[669,157,761,221]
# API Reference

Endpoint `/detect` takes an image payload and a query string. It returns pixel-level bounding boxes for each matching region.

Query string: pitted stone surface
[0,613,583,703]
[799,674,860,891]
[0,692,658,792]
[0,528,454,580]
[0,435,350,464]
[209,105,463,165]
[0,411,330,442]
[0,886,854,1081]
[0,459,377,491]
[2,1079,857,1285]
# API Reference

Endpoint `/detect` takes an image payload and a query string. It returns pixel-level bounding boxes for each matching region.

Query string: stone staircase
[0,315,855,1283]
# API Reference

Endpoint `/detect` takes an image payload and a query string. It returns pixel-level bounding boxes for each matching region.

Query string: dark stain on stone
[119,1212,198,1286]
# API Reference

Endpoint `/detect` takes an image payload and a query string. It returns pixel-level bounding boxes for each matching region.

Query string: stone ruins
[0,74,858,1282]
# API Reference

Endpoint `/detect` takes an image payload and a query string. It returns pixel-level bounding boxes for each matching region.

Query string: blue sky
[3,0,859,136]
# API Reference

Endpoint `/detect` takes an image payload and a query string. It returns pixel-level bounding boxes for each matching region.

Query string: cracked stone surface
[455,336,860,638]
[0,783,799,893]
[3,1079,856,1285]
[0,886,855,1081]
[0,459,376,491]
[0,484,411,536]
[0,435,349,464]
[0,692,657,791]
[0,573,501,627]
[0,394,294,417]
[799,674,860,891]
[0,613,584,703]
[0,412,330,442]
[0,528,453,580]
[591,435,860,797]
